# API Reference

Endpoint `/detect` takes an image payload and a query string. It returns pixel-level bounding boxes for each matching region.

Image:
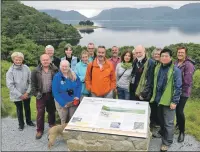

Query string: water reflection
[61,20,200,35]
[79,29,94,34]
[94,20,200,35]
[60,20,200,48]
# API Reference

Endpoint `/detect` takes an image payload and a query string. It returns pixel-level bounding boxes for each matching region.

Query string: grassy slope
[184,98,200,141]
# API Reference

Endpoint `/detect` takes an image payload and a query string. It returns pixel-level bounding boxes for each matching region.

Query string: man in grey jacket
[6,52,35,131]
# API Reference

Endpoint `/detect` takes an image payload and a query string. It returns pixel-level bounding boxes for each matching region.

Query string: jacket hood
[185,57,196,65]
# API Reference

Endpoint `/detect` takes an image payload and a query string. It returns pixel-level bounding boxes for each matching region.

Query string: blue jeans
[117,87,130,100]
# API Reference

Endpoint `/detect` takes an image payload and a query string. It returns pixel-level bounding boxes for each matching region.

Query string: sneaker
[160,144,168,152]
[27,121,36,127]
[36,132,43,139]
[18,125,24,131]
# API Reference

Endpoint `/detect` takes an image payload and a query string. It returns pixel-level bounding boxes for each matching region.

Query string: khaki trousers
[55,100,77,124]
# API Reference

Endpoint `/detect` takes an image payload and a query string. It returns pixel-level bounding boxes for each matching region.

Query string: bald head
[40,54,50,67]
[135,45,146,60]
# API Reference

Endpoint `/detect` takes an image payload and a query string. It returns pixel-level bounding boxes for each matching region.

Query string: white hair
[11,52,24,60]
[45,45,54,51]
[151,48,162,57]
[132,49,135,53]
[60,60,76,80]
[60,60,70,69]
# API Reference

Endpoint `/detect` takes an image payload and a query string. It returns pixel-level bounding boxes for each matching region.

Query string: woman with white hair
[6,52,35,131]
[52,60,82,124]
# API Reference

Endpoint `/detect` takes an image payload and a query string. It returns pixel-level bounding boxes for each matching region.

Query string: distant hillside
[39,9,88,21]
[2,1,81,66]
[91,3,200,20]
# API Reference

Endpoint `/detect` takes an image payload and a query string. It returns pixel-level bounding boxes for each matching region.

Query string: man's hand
[20,95,25,100]
[139,95,144,101]
[170,103,177,110]
[23,93,29,99]
[113,89,117,94]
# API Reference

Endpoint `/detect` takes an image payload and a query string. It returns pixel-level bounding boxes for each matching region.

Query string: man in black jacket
[38,45,61,69]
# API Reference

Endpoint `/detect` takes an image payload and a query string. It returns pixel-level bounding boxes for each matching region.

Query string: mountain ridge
[39,9,88,20]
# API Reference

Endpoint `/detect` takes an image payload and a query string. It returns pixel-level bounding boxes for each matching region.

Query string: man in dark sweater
[38,45,61,69]
[129,45,155,101]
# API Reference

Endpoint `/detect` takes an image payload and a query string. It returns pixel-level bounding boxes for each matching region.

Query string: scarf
[121,62,132,69]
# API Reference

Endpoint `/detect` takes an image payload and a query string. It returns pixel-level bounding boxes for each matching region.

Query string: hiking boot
[36,132,43,139]
[178,132,185,143]
[160,144,168,152]
[27,121,35,127]
[18,125,24,131]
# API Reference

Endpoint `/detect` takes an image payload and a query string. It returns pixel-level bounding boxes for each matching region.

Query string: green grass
[184,98,200,141]
[1,87,60,123]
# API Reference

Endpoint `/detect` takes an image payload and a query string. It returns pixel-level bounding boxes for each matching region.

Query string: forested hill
[1,1,81,65]
[39,9,88,21]
[2,1,81,40]
[91,3,200,20]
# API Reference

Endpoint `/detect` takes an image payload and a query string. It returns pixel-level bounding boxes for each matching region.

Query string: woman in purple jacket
[175,46,195,143]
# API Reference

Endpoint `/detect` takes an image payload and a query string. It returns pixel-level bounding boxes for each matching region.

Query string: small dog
[48,123,67,149]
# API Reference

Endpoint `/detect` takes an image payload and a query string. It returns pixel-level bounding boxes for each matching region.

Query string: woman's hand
[71,71,77,81]
[64,101,74,108]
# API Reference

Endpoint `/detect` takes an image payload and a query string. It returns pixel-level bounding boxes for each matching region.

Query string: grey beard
[137,55,145,61]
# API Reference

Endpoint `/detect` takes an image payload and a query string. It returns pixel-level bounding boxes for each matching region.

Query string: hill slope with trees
[2,1,81,65]
[91,3,200,20]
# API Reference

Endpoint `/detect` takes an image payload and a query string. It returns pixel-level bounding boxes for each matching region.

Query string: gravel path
[2,117,200,151]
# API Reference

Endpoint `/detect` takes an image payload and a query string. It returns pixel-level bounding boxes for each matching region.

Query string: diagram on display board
[64,97,150,138]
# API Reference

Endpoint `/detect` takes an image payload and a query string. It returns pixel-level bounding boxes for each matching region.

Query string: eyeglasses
[88,48,94,50]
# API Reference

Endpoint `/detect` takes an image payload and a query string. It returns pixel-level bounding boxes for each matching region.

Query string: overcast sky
[21,1,200,18]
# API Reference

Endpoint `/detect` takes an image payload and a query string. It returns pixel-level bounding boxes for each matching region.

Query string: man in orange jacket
[85,46,116,98]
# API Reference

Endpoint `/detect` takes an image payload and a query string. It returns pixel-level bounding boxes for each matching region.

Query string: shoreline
[73,25,105,30]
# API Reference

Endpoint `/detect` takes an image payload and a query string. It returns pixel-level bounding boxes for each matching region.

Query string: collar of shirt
[97,58,105,70]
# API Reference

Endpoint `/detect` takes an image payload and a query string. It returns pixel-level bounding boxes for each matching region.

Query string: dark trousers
[117,87,130,100]
[176,96,188,133]
[36,93,56,132]
[158,105,175,146]
[150,102,160,125]
[14,98,32,127]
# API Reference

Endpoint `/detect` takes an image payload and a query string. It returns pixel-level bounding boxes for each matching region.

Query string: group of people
[6,42,195,151]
